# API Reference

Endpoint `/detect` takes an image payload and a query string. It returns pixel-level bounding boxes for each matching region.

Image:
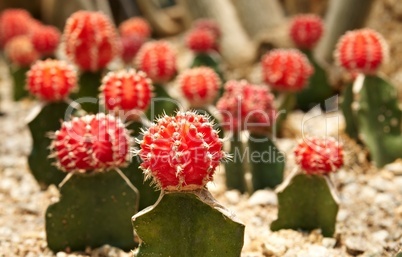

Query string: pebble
[224,190,241,204]
[248,190,277,206]
[345,237,367,256]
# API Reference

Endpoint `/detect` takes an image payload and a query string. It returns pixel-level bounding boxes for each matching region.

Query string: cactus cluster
[0,9,32,48]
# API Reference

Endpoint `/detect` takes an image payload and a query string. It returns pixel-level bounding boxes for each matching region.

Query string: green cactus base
[356,75,402,167]
[11,66,30,101]
[296,51,334,112]
[225,133,247,193]
[147,84,179,119]
[28,102,71,189]
[46,170,139,252]
[271,173,339,237]
[72,71,102,114]
[340,82,359,141]
[248,133,284,191]
[133,190,245,257]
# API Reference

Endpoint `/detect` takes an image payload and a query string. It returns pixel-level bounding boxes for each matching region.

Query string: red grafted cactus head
[0,9,32,48]
[289,14,324,50]
[51,114,131,173]
[261,49,314,92]
[185,28,217,53]
[5,35,40,67]
[101,69,153,114]
[135,41,177,83]
[193,19,221,39]
[294,137,344,175]
[27,59,77,102]
[334,29,388,75]
[63,11,120,72]
[31,25,61,55]
[178,67,221,108]
[120,35,145,63]
[119,17,151,39]
[216,80,276,133]
[138,111,225,191]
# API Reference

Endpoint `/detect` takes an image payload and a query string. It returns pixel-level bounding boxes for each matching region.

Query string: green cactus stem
[248,133,284,191]
[122,121,159,211]
[10,66,30,101]
[296,51,335,112]
[191,53,224,81]
[340,82,359,141]
[271,173,339,237]
[275,92,296,136]
[132,190,245,257]
[28,102,71,189]
[46,169,139,252]
[225,133,247,193]
[72,71,103,114]
[147,84,179,119]
[354,74,402,167]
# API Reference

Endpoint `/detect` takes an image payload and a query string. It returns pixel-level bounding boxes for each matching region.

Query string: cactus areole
[289,14,324,50]
[51,114,131,173]
[138,111,225,191]
[335,29,388,75]
[294,137,344,175]
[27,59,77,102]
[63,11,119,72]
[261,49,314,92]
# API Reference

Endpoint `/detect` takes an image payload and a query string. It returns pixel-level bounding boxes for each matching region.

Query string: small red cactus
[139,111,225,190]
[289,14,324,50]
[261,49,314,92]
[27,59,77,102]
[31,25,61,55]
[178,67,221,108]
[120,35,145,63]
[5,35,40,67]
[63,11,119,72]
[0,9,32,48]
[216,80,276,133]
[294,137,344,175]
[185,28,216,53]
[135,41,177,83]
[334,29,388,75]
[193,19,221,39]
[51,114,130,172]
[101,69,153,113]
[119,17,151,39]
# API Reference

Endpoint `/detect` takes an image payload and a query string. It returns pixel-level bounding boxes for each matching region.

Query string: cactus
[0,9,32,48]
[261,49,313,130]
[26,59,77,189]
[31,25,60,57]
[120,35,145,64]
[63,11,119,113]
[133,111,245,256]
[101,69,159,210]
[46,114,139,252]
[5,35,40,100]
[225,133,247,193]
[119,17,152,39]
[340,81,359,140]
[271,137,343,237]
[135,41,179,117]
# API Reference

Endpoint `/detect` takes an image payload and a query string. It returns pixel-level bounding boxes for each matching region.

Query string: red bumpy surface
[289,14,324,50]
[119,17,151,39]
[31,25,61,55]
[5,35,40,67]
[0,9,32,48]
[193,19,221,39]
[185,28,216,53]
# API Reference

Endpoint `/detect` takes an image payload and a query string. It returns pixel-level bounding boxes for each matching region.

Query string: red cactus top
[178,67,221,108]
[120,35,145,63]
[138,111,225,191]
[193,19,221,39]
[135,41,177,84]
[101,69,153,114]
[289,14,324,50]
[63,11,120,72]
[185,28,217,53]
[5,35,40,67]
[0,9,32,48]
[27,59,77,102]
[52,114,131,173]
[119,17,151,39]
[334,29,388,75]
[294,137,344,175]
[216,80,277,133]
[261,49,314,92]
[31,25,61,55]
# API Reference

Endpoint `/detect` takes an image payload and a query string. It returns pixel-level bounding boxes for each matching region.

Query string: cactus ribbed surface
[28,102,69,189]
[11,66,29,101]
[225,134,247,193]
[133,190,245,257]
[46,170,139,252]
[73,71,102,114]
[271,173,338,237]
[340,82,359,140]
